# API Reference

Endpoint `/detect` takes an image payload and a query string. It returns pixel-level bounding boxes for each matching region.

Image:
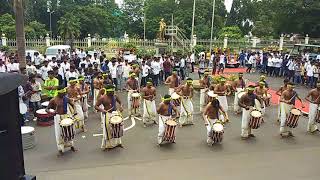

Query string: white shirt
[180,58,186,68]
[316,54,320,60]
[151,61,161,75]
[123,64,131,78]
[0,65,7,72]
[58,66,65,79]
[34,56,42,66]
[313,66,319,78]
[60,62,70,75]
[65,71,79,82]
[48,61,58,69]
[109,65,117,79]
[306,64,314,77]
[7,63,19,72]
[79,60,90,68]
[267,58,274,67]
[142,65,151,77]
[78,51,86,59]
[247,56,254,65]
[286,60,294,70]
[90,58,100,65]
[274,58,282,68]
[219,55,225,64]
[30,81,42,102]
[26,65,37,75]
[40,66,52,80]
[190,54,195,63]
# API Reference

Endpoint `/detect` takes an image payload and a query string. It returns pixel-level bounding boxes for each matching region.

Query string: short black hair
[164,94,171,99]
[48,70,54,75]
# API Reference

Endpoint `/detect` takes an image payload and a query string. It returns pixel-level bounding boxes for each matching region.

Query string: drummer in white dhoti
[202,93,227,145]
[78,76,90,120]
[279,83,304,137]
[141,78,158,127]
[93,72,104,111]
[199,70,211,112]
[47,88,77,155]
[176,78,194,126]
[156,94,179,145]
[233,73,246,114]
[254,81,268,116]
[238,85,264,139]
[67,77,86,132]
[95,85,124,150]
[165,69,181,95]
[305,82,320,133]
[275,79,289,123]
[214,77,231,122]
[125,72,140,116]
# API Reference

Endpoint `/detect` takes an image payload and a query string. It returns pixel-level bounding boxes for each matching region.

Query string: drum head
[291,109,301,115]
[238,92,246,99]
[166,120,177,126]
[41,101,49,107]
[60,118,74,126]
[110,116,123,124]
[21,126,35,134]
[131,93,140,97]
[36,109,47,115]
[171,92,180,99]
[251,110,262,118]
[212,123,224,132]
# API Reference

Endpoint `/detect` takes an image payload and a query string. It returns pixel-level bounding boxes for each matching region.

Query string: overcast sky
[115,0,233,12]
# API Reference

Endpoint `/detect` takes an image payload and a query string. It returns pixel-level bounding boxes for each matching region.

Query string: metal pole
[49,12,52,38]
[190,0,196,52]
[171,14,174,54]
[209,0,216,54]
[143,0,146,46]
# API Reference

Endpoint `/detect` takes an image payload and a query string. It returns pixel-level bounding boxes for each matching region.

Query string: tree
[218,26,243,39]
[57,13,80,39]
[25,21,48,39]
[0,13,16,39]
[14,0,26,70]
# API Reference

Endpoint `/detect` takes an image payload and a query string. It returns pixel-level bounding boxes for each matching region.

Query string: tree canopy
[0,0,319,39]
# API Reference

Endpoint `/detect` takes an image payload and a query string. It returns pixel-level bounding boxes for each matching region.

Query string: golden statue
[158,18,166,41]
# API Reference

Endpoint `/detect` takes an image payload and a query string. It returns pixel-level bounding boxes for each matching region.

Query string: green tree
[0,13,16,39]
[57,13,80,39]
[218,26,243,39]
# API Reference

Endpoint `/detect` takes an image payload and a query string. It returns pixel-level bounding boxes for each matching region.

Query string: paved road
[23,71,320,179]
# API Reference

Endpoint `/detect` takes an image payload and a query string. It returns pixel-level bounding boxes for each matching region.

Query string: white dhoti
[255,99,266,116]
[241,108,251,137]
[81,96,89,119]
[143,99,157,124]
[128,90,140,115]
[168,88,175,95]
[280,102,293,134]
[74,100,85,130]
[101,113,122,149]
[158,115,171,144]
[93,88,100,107]
[205,118,218,144]
[308,103,319,132]
[218,95,228,112]
[54,114,74,152]
[200,89,207,112]
[233,88,243,113]
[179,98,193,125]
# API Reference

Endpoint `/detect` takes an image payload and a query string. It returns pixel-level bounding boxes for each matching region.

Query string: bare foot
[117,144,124,148]
[154,121,158,125]
[70,147,78,152]
[57,150,63,156]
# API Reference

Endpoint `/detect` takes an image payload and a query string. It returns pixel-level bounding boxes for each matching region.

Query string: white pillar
[252,36,257,48]
[305,34,309,45]
[223,35,228,49]
[192,35,197,47]
[279,34,284,51]
[45,33,50,47]
[87,34,92,48]
[1,34,7,46]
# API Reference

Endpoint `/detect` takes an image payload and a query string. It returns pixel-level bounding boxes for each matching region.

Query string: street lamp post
[209,0,216,54]
[190,0,196,52]
[48,11,54,38]
[143,0,146,46]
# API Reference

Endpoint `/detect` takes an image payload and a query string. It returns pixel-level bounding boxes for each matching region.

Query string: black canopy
[0,73,27,95]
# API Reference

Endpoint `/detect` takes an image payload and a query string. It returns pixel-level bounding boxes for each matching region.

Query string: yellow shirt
[43,78,59,97]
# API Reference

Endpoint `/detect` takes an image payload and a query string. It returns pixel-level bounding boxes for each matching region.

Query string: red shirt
[163,60,172,72]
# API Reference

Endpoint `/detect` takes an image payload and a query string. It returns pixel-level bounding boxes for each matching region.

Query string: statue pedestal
[155,42,168,56]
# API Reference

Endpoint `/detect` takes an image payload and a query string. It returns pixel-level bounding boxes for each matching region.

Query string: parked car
[45,45,71,60]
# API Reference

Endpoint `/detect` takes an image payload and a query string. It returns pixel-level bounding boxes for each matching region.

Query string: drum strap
[168,103,173,115]
[63,96,68,114]
[111,96,116,111]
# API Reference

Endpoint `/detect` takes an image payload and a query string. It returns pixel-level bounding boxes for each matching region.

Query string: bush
[122,42,136,51]
[0,45,10,52]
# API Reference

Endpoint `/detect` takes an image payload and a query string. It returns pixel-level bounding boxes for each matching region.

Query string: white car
[123,51,137,63]
[45,45,71,60]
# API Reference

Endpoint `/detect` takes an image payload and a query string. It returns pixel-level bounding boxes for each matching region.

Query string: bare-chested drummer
[238,85,264,139]
[254,81,268,115]
[199,70,211,112]
[46,87,76,155]
[141,78,157,127]
[165,69,181,95]
[275,79,290,123]
[279,82,304,137]
[175,78,194,126]
[233,73,246,114]
[125,72,140,115]
[95,85,124,150]
[93,72,104,108]
[67,77,85,132]
[157,94,179,145]
[305,82,320,133]
[214,78,231,122]
[202,93,227,145]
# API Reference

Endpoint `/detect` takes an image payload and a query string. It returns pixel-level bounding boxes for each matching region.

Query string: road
[23,70,320,180]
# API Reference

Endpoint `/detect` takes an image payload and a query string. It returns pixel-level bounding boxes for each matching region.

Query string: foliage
[136,48,156,57]
[218,26,243,39]
[0,46,10,52]
[122,42,137,50]
[25,21,47,39]
[194,45,205,55]
[0,13,16,39]
[57,13,80,39]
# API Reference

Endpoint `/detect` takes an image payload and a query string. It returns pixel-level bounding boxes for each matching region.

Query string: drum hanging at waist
[60,118,76,142]
[110,115,124,138]
[249,110,263,129]
[163,119,177,142]
[286,108,301,128]
[211,122,224,143]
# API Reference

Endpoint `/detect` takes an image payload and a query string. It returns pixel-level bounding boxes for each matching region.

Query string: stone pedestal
[155,42,168,56]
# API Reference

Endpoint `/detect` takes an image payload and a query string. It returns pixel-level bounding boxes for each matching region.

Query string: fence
[1,34,319,52]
